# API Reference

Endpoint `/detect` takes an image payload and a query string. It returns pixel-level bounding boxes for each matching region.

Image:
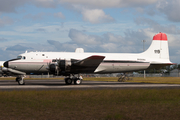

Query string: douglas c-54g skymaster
[3,32,173,85]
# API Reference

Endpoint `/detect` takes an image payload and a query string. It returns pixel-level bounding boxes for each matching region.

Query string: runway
[1,79,180,90]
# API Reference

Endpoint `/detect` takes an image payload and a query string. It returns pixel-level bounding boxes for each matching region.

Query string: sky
[0,0,180,63]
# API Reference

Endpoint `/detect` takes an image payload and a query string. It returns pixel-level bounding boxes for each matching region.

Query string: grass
[1,77,180,119]
[0,89,180,120]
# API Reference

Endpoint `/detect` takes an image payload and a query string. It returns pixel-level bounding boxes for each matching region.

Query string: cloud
[124,29,150,43]
[71,4,115,24]
[68,29,102,45]
[156,0,180,22]
[81,9,115,24]
[0,38,8,42]
[47,40,61,47]
[54,12,65,19]
[6,45,32,51]
[59,0,158,8]
[0,0,159,15]
[134,17,180,34]
[47,40,78,51]
[47,28,146,53]
[0,42,57,60]
[0,48,21,61]
[0,0,57,13]
[32,0,57,8]
[23,12,50,21]
[0,0,28,13]
[0,0,160,25]
[36,28,46,32]
[103,32,124,43]
[24,12,65,22]
[100,43,119,52]
[0,16,14,27]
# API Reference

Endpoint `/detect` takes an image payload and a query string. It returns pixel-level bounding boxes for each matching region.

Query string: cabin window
[42,54,45,56]
[22,56,26,59]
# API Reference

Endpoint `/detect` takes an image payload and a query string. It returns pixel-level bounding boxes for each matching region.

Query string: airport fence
[2,73,180,78]
[27,73,179,78]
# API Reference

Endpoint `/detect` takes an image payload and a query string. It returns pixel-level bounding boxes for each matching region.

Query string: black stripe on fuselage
[102,60,148,63]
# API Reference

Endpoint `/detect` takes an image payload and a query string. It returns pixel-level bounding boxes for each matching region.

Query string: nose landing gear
[16,75,26,85]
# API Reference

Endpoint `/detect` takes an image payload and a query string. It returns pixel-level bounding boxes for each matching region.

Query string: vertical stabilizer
[142,32,171,63]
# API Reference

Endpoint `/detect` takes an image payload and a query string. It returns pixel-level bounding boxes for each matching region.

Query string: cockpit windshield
[17,56,22,59]
[17,56,26,59]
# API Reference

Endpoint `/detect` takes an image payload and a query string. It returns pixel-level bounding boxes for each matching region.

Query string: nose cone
[3,61,9,68]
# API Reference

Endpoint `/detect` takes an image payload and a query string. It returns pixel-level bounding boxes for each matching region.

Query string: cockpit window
[17,56,26,59]
[17,56,22,59]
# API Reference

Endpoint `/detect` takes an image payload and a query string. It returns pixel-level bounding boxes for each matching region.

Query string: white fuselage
[4,32,172,75]
[7,51,165,74]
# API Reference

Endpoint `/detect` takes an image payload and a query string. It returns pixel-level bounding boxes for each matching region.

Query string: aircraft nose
[3,61,9,68]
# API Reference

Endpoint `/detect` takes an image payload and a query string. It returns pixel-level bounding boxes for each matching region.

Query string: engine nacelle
[48,59,72,75]
[58,60,71,73]
[48,63,56,73]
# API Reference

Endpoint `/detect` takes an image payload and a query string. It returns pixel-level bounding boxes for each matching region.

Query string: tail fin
[142,32,171,64]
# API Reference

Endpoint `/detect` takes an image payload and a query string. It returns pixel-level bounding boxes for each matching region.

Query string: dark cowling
[3,61,8,68]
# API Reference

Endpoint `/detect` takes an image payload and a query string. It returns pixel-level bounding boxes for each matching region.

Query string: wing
[73,55,105,67]
[71,55,105,73]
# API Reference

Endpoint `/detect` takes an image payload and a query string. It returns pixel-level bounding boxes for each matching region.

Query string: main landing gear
[118,73,132,82]
[65,75,83,85]
[15,75,83,85]
[16,75,26,85]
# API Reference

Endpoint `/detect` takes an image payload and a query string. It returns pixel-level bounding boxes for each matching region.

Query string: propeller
[46,58,61,76]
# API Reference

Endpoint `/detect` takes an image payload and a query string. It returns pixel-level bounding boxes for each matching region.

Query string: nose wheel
[16,76,26,85]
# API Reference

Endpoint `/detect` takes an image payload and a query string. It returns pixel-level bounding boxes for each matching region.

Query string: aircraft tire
[65,78,72,85]
[74,79,82,85]
[17,77,25,85]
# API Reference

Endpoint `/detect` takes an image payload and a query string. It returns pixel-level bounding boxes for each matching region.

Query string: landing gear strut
[65,75,83,85]
[118,73,132,82]
[16,75,26,85]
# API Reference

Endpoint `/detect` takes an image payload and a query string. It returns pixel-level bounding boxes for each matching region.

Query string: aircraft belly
[95,62,150,73]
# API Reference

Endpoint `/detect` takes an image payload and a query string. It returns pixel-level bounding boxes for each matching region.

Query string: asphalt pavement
[0,79,180,90]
